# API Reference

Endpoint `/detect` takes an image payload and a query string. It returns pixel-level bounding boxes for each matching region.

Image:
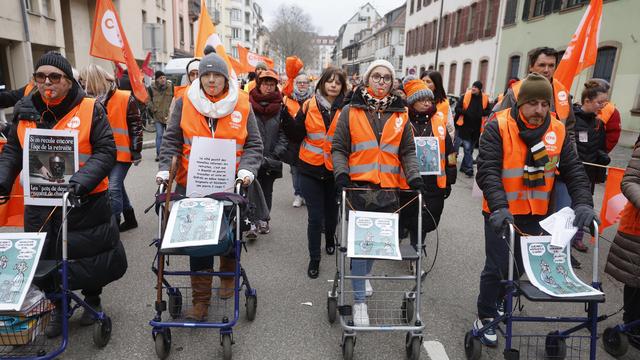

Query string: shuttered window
[592,46,617,83]
[507,55,520,80]
[461,61,472,92]
[504,0,518,25]
[484,0,499,37]
[448,63,457,94]
[479,59,489,86]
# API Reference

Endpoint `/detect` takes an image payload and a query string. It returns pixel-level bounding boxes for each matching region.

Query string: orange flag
[195,0,236,81]
[599,167,628,233]
[0,140,23,227]
[90,0,148,103]
[282,56,304,97]
[229,56,251,75]
[554,0,603,90]
[236,45,274,70]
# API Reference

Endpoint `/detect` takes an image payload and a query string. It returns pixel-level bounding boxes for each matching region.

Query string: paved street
[0,143,607,359]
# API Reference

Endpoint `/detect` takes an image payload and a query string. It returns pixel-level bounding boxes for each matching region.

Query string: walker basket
[506,332,591,359]
[0,298,55,357]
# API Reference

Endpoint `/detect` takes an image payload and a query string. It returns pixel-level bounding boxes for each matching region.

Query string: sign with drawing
[414,136,441,175]
[162,198,224,249]
[347,210,401,260]
[0,233,46,311]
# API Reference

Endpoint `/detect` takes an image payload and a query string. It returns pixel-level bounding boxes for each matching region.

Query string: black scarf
[513,107,551,188]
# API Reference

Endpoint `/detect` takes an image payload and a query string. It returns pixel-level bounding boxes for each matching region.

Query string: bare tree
[269,5,319,66]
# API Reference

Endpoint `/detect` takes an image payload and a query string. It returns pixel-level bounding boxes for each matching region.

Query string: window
[504,0,518,25]
[507,55,520,81]
[468,3,477,42]
[245,12,251,24]
[189,22,194,50]
[142,10,147,35]
[179,16,185,44]
[592,46,618,83]
[532,0,545,17]
[438,63,444,75]
[484,0,499,37]
[232,46,238,58]
[245,30,250,42]
[479,59,489,86]
[41,0,52,17]
[25,0,32,11]
[566,0,588,8]
[232,27,240,39]
[162,20,167,52]
[448,63,457,94]
[231,9,241,21]
[410,0,415,15]
[461,61,472,92]
[428,64,434,70]
[417,0,422,11]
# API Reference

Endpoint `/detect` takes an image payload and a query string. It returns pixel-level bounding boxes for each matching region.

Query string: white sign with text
[186,137,236,197]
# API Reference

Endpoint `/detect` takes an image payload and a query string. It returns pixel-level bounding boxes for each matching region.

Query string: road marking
[423,340,449,360]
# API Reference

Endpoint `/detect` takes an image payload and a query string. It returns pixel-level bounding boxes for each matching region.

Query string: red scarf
[249,88,282,118]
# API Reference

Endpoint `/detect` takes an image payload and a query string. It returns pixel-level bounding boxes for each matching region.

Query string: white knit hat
[363,59,395,86]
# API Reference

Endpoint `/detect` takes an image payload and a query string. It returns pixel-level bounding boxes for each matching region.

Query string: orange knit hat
[402,75,433,105]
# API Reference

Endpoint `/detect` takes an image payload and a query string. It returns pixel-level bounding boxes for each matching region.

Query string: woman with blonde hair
[81,64,143,233]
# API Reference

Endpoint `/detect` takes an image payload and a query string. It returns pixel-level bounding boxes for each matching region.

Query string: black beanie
[155,70,165,79]
[35,51,74,80]
[472,81,483,91]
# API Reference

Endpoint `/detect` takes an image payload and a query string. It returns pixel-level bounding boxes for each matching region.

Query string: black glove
[573,204,599,230]
[489,208,514,235]
[335,173,350,199]
[66,183,87,208]
[444,185,452,199]
[0,185,9,205]
[14,95,40,121]
[408,177,425,192]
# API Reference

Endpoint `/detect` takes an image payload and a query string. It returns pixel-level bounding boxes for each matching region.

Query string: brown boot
[185,273,212,321]
[218,257,236,299]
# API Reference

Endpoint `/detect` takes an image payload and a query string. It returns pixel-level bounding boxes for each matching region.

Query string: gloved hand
[489,208,514,235]
[335,173,350,197]
[14,95,40,121]
[66,183,86,208]
[573,204,600,230]
[237,169,254,187]
[0,185,9,205]
[408,177,425,192]
[155,170,169,185]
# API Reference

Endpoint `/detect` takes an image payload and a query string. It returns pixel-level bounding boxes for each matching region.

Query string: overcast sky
[258,0,407,36]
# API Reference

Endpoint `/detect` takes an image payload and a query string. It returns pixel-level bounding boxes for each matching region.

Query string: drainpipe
[489,0,506,98]
[434,0,445,68]
[19,0,34,76]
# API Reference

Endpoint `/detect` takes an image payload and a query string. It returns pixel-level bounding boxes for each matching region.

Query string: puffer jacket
[477,106,593,221]
[0,85,127,290]
[605,136,640,287]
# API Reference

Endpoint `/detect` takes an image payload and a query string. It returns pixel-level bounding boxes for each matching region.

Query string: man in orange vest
[454,81,491,177]
[473,73,596,347]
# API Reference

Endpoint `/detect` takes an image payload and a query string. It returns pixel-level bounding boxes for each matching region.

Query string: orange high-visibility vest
[348,108,409,189]
[512,78,570,121]
[176,91,251,187]
[435,99,450,124]
[411,112,448,189]
[456,90,489,126]
[283,96,301,118]
[106,89,132,162]
[17,98,109,195]
[24,81,35,96]
[173,85,188,100]
[481,109,565,215]
[597,102,616,124]
[298,97,341,171]
[618,202,640,236]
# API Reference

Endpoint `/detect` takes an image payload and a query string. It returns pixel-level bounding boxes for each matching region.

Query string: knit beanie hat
[35,51,74,80]
[403,75,433,105]
[363,59,395,86]
[255,62,268,71]
[472,81,483,91]
[517,73,553,107]
[199,52,229,81]
[155,71,165,80]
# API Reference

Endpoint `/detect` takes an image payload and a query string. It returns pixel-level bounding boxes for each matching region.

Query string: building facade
[495,0,640,131]
[404,0,503,96]
[172,0,199,57]
[332,2,381,75]
[311,35,336,77]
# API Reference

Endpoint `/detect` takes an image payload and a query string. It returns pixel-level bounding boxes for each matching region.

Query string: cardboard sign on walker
[414,136,441,176]
[0,233,46,311]
[521,236,603,298]
[186,137,236,197]
[23,128,79,206]
[161,198,224,249]
[347,211,401,260]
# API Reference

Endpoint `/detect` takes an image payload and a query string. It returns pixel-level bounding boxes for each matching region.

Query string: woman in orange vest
[283,67,347,279]
[155,52,263,321]
[81,64,143,233]
[473,73,595,347]
[605,135,640,346]
[591,78,622,153]
[332,60,422,326]
[0,52,126,337]
[402,76,457,247]
[421,70,455,141]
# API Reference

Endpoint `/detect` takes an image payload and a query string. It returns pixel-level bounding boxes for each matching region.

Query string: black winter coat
[477,106,593,221]
[573,105,610,184]
[0,85,127,290]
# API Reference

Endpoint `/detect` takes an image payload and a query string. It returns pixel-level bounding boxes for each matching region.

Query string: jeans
[108,162,132,218]
[299,173,337,260]
[155,121,166,156]
[352,259,374,302]
[291,165,302,196]
[460,138,475,174]
[477,217,543,319]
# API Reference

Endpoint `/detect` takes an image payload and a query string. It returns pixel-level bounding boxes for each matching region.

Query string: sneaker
[496,299,505,317]
[292,195,303,208]
[572,238,588,253]
[307,259,320,279]
[365,280,373,297]
[473,318,498,347]
[258,220,270,234]
[245,223,258,240]
[353,303,370,326]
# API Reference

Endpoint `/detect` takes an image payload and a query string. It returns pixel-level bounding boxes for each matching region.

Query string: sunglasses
[33,72,66,84]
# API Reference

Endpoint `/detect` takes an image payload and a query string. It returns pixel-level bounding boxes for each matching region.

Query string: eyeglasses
[371,73,392,84]
[296,81,309,85]
[33,72,66,84]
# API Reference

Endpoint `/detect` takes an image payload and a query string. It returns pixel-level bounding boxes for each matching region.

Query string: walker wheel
[544,331,566,359]
[402,297,415,324]
[92,315,112,348]
[168,288,183,319]
[342,336,355,360]
[245,294,257,321]
[221,333,233,360]
[405,333,422,360]
[602,326,629,357]
[327,297,337,324]
[464,331,482,360]
[154,329,172,359]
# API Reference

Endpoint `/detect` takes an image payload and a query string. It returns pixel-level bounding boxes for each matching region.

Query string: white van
[164,57,195,86]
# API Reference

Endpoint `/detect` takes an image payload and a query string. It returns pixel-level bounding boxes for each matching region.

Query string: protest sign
[348,210,401,260]
[186,137,236,197]
[162,198,224,249]
[23,129,78,206]
[0,233,46,311]
[415,136,441,175]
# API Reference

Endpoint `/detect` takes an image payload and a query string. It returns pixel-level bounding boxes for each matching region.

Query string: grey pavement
[2,142,639,359]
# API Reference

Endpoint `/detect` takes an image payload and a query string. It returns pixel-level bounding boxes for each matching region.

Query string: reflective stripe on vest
[597,102,615,124]
[17,97,109,195]
[298,96,341,170]
[456,91,488,126]
[347,108,409,189]
[481,109,565,215]
[512,78,570,121]
[106,89,132,162]
[177,90,250,187]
